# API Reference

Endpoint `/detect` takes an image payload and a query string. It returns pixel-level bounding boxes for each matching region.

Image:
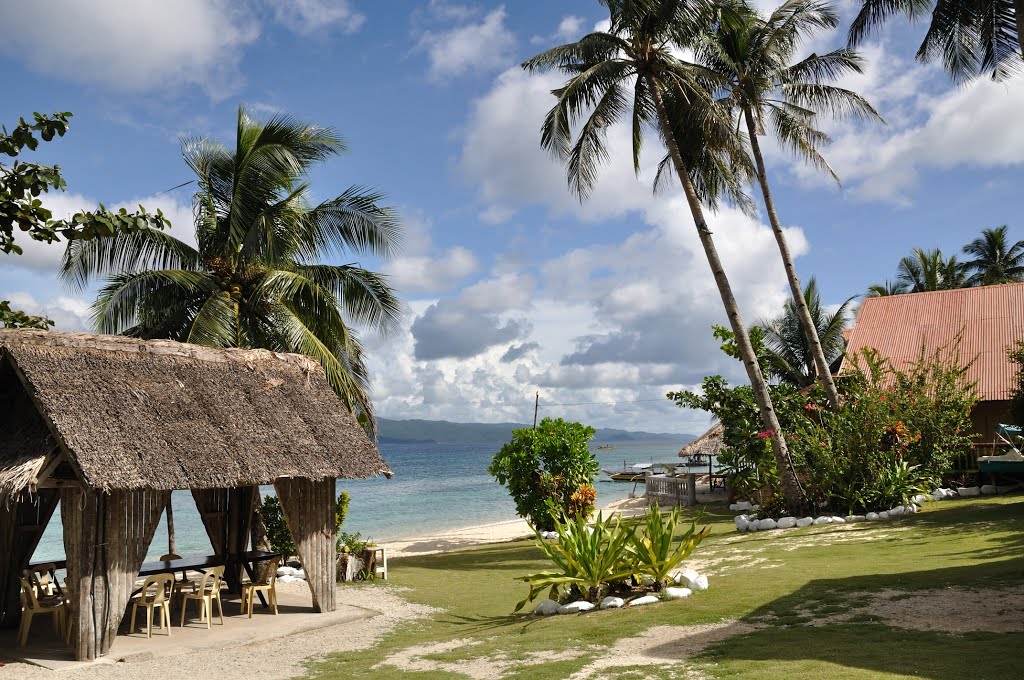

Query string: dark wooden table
[31,551,282,608]
[138,551,281,607]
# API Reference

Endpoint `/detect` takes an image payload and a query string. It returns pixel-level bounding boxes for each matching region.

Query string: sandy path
[0,583,437,680]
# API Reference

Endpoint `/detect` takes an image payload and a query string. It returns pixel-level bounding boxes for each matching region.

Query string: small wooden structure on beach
[0,330,391,660]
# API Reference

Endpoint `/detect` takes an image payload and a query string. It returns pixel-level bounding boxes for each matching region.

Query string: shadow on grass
[696,556,1024,679]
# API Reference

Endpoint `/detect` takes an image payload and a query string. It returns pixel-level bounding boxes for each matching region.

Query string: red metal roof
[843,282,1024,401]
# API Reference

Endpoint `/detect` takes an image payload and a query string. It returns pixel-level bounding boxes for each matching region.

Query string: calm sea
[31,440,688,563]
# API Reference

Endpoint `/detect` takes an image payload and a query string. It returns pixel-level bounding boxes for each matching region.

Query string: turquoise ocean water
[31,439,689,563]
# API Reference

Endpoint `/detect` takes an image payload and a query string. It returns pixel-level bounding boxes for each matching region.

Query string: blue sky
[1,0,1021,434]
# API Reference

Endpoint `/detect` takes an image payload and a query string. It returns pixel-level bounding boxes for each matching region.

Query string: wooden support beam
[275,477,336,613]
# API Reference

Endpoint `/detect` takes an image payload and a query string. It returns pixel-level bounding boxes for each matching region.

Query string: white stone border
[532,569,710,615]
[732,485,1020,533]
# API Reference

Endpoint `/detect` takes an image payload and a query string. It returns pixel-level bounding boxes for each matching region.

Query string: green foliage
[713,324,764,361]
[1,300,54,329]
[514,511,635,610]
[1010,341,1024,427]
[488,418,599,531]
[627,505,710,591]
[337,531,365,554]
[261,495,295,558]
[335,490,350,530]
[1,111,169,328]
[670,331,976,513]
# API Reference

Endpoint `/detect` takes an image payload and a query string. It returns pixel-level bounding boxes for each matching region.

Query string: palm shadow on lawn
[693,555,1024,680]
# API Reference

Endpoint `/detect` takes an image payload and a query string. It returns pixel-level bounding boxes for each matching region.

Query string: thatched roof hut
[0,330,391,660]
[678,423,724,458]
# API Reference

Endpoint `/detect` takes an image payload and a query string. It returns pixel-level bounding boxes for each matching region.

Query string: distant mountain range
[376,417,697,445]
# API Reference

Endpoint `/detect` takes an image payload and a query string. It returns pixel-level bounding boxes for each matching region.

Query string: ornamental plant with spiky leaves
[628,504,710,591]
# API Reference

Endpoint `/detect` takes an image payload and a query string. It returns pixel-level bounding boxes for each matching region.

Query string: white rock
[677,569,699,585]
[980,484,998,495]
[958,486,981,497]
[277,575,297,583]
[729,501,754,511]
[777,517,797,529]
[534,599,561,616]
[735,517,750,532]
[751,504,761,511]
[830,516,846,524]
[628,595,660,607]
[663,587,692,600]
[878,511,890,519]
[640,575,656,586]
[866,512,880,520]
[599,596,624,609]
[796,517,814,528]
[747,521,759,532]
[691,574,709,591]
[757,518,778,531]
[277,566,297,577]
[812,516,832,525]
[292,569,306,580]
[849,515,866,522]
[905,504,919,514]
[557,600,595,614]
[912,494,928,504]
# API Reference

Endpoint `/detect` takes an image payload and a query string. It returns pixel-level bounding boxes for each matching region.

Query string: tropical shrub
[488,418,600,531]
[670,331,977,514]
[628,505,710,591]
[514,511,635,610]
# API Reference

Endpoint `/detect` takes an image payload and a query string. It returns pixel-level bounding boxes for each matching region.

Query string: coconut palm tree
[758,278,854,388]
[962,225,1024,285]
[866,279,909,296]
[895,247,969,291]
[61,106,402,431]
[523,0,806,509]
[697,0,881,410]
[848,0,1023,81]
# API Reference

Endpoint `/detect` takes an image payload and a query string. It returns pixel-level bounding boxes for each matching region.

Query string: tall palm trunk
[647,77,805,510]
[166,495,176,554]
[742,107,842,410]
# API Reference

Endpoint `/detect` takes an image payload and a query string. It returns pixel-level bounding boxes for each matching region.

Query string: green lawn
[306,495,1024,679]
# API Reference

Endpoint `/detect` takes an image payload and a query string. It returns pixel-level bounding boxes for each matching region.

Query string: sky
[0,0,1021,436]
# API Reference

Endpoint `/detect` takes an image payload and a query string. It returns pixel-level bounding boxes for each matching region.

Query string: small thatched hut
[678,423,724,459]
[0,330,391,660]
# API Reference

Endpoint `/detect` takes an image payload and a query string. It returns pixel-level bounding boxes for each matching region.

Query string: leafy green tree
[848,0,1023,81]
[1010,341,1024,426]
[61,106,401,431]
[962,225,1024,285]
[488,418,599,531]
[866,279,909,297]
[758,278,854,388]
[1,111,169,328]
[870,247,969,295]
[523,0,806,511]
[697,0,881,410]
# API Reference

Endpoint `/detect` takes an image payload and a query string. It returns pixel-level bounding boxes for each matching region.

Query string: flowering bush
[670,337,977,514]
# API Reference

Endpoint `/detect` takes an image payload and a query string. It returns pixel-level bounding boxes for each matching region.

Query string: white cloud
[1,291,91,331]
[0,0,259,95]
[271,0,365,35]
[416,6,516,81]
[382,215,478,294]
[530,15,585,45]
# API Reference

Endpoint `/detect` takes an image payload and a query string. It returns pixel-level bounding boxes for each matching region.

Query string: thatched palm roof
[678,423,724,458]
[0,330,390,496]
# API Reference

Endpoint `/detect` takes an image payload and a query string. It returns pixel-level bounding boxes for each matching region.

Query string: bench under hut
[0,329,391,660]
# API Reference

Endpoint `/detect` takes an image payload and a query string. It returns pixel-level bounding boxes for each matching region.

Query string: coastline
[386,496,656,559]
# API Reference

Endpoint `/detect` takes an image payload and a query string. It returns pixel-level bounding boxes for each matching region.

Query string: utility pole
[533,392,539,430]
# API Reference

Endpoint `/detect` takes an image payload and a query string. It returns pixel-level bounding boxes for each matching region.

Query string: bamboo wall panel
[192,488,229,554]
[61,487,168,660]
[275,477,336,612]
[0,489,58,628]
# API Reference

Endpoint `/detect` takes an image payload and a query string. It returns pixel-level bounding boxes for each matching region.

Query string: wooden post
[0,489,59,628]
[275,477,336,613]
[62,487,167,660]
[686,473,697,507]
[192,488,229,554]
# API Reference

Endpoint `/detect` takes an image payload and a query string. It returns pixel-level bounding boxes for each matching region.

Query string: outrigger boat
[602,462,653,482]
